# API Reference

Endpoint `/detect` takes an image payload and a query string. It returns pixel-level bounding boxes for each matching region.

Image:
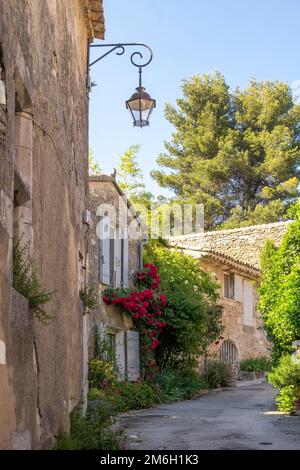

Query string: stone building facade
[0,0,104,449]
[170,222,291,368]
[88,175,146,381]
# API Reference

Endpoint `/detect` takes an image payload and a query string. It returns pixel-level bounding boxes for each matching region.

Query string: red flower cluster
[103,264,168,351]
[136,263,161,290]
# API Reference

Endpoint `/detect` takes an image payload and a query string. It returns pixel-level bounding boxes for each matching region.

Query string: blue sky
[89,0,300,197]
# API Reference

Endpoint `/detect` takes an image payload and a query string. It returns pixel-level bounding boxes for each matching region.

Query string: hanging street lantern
[126,67,156,127]
[89,43,156,128]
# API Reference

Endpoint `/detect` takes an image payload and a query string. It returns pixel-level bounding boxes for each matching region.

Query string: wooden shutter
[114,234,122,288]
[137,240,143,271]
[243,280,254,326]
[115,330,126,381]
[126,330,140,381]
[122,234,129,287]
[99,216,110,285]
[234,274,243,302]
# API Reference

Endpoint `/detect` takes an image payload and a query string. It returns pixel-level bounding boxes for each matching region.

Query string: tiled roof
[170,221,291,270]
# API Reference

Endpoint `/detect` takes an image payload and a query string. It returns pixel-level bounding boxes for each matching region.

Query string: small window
[224,273,235,300]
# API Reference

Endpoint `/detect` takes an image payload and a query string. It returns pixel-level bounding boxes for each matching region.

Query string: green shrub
[268,355,300,390]
[144,241,223,369]
[240,357,272,372]
[258,209,300,363]
[157,368,207,401]
[156,369,185,402]
[275,386,295,413]
[88,358,117,389]
[87,387,105,401]
[204,360,233,388]
[268,355,300,413]
[54,403,123,450]
[113,382,158,412]
[13,242,54,323]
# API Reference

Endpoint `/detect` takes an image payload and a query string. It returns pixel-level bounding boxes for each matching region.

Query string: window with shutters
[99,328,140,382]
[99,223,130,288]
[224,272,235,300]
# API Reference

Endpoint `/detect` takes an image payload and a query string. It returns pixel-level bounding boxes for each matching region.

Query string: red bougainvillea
[103,264,168,355]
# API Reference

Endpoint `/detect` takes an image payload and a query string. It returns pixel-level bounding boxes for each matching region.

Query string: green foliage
[91,381,159,413]
[240,357,272,372]
[204,359,234,388]
[89,147,101,174]
[113,382,158,412]
[117,144,153,209]
[144,241,223,368]
[94,333,117,367]
[275,386,295,413]
[79,286,98,311]
[54,403,122,450]
[258,210,300,362]
[268,355,300,390]
[87,387,104,401]
[151,72,300,229]
[88,358,117,389]
[13,242,54,323]
[157,368,207,402]
[268,355,300,412]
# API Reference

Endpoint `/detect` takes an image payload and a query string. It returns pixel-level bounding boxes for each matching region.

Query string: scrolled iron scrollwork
[89,43,153,69]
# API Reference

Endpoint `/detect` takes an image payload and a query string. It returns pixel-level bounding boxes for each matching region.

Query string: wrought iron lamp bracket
[89,43,153,69]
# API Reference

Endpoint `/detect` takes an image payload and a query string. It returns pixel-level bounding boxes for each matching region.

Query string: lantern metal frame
[88,43,155,127]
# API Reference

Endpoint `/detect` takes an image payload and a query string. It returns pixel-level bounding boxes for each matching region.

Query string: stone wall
[0,0,104,449]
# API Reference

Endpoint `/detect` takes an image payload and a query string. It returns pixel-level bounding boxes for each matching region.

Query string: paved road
[119,380,300,450]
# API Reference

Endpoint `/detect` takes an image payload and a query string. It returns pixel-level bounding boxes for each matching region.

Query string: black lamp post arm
[89,43,153,68]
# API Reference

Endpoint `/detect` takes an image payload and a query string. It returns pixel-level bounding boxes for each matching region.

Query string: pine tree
[151,72,300,229]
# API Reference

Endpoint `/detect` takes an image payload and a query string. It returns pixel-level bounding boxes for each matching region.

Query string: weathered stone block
[0,189,13,237]
[12,430,31,450]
